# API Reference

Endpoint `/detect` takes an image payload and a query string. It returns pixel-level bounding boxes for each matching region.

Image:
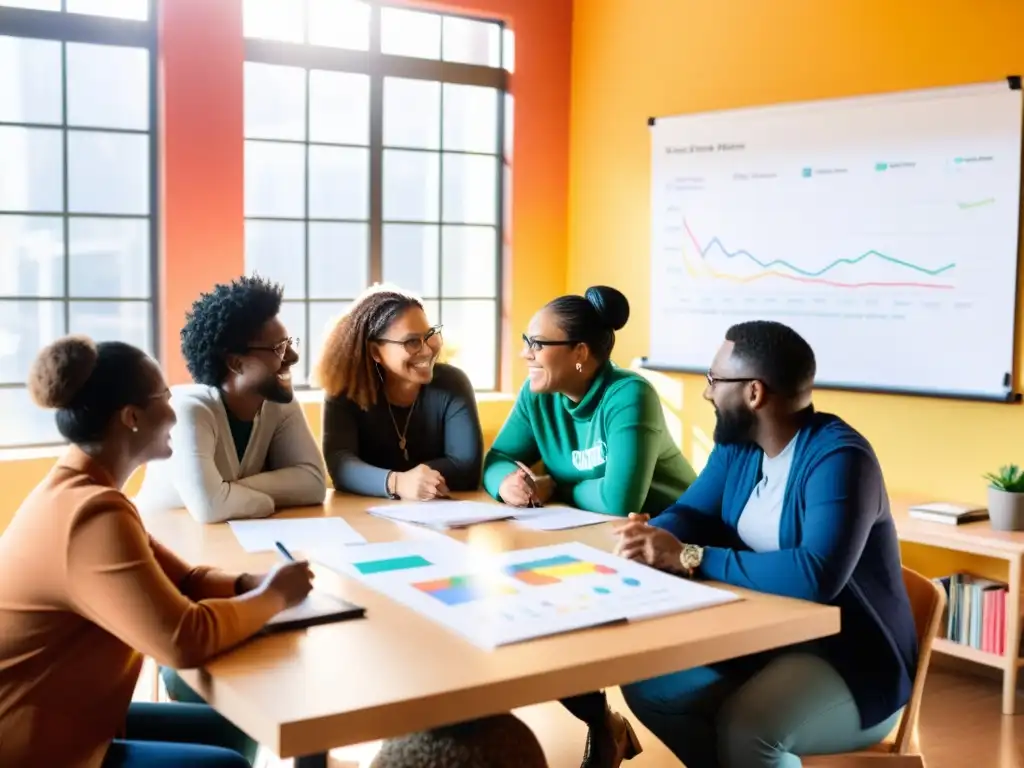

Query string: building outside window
[0,0,157,447]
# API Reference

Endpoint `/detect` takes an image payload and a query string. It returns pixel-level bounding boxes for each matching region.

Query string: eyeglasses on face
[248,337,299,359]
[705,371,757,387]
[522,333,581,353]
[376,325,443,355]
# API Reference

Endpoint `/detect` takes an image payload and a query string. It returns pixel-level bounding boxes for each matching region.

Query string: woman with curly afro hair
[315,283,483,500]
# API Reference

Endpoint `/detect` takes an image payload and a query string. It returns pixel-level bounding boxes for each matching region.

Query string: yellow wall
[568,0,1024,509]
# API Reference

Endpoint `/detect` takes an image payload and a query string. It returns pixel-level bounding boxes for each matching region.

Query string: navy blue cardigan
[651,411,917,728]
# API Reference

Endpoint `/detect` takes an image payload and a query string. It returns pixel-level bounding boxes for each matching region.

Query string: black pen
[274,541,296,562]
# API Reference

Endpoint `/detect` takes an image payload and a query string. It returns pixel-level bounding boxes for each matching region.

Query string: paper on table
[317,539,741,649]
[366,500,514,529]
[512,508,613,531]
[228,517,366,554]
[311,538,470,579]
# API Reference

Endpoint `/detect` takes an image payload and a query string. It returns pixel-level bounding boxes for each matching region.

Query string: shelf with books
[890,495,1024,715]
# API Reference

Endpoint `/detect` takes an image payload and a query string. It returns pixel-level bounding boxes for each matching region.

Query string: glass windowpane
[309,70,369,145]
[308,146,369,220]
[243,0,304,43]
[68,131,149,215]
[382,223,438,298]
[442,17,500,67]
[0,299,64,383]
[69,300,151,354]
[0,387,61,446]
[245,141,305,218]
[439,299,496,390]
[67,43,149,130]
[67,0,148,20]
[0,36,62,125]
[309,0,370,50]
[69,217,149,298]
[245,220,306,299]
[381,8,440,60]
[441,225,496,298]
[0,215,64,298]
[244,62,306,141]
[0,126,63,212]
[442,153,497,224]
[443,84,498,154]
[308,222,367,299]
[383,78,439,150]
[383,150,439,222]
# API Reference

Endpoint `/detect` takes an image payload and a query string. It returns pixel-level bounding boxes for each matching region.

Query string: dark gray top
[322,363,484,497]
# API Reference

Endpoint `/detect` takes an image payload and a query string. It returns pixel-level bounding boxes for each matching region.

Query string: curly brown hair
[314,284,423,408]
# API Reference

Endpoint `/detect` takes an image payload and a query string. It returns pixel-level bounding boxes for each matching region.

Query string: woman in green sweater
[483,285,695,516]
[484,286,696,767]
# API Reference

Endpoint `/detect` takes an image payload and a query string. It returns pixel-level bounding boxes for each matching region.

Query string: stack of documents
[366,500,514,529]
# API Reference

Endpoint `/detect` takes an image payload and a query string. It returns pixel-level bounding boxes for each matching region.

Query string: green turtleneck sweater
[483,363,696,516]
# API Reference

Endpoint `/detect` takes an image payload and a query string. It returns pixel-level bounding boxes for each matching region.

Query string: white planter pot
[987,486,1024,531]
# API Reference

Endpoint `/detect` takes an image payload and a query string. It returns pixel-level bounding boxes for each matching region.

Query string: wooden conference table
[143,492,840,767]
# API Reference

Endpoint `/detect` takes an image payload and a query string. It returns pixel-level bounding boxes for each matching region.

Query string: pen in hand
[275,541,296,562]
[513,460,541,508]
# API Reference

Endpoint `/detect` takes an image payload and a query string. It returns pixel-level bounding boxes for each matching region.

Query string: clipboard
[263,590,366,633]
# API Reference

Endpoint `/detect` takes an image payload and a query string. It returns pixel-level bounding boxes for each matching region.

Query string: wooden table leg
[1002,554,1021,715]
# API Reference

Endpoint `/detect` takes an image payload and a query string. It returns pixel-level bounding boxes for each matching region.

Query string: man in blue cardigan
[614,320,918,768]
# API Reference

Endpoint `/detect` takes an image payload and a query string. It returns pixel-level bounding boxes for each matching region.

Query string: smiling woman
[315,283,485,500]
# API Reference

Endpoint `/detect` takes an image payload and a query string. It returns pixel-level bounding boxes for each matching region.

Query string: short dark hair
[725,320,816,398]
[28,335,154,445]
[546,285,630,363]
[181,274,284,386]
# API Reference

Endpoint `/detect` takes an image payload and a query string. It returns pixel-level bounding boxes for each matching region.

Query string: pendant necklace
[386,394,418,461]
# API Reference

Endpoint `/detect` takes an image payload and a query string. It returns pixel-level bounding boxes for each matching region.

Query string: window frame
[243,0,509,391]
[0,1,160,449]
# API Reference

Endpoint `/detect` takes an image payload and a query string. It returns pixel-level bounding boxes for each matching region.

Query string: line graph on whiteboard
[646,82,1022,399]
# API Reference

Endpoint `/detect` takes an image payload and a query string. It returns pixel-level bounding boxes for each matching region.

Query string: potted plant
[983,464,1024,531]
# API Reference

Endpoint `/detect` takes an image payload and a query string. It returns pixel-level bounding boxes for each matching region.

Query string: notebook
[263,590,366,633]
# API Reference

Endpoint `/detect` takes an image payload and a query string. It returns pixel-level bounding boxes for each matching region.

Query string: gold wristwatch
[679,543,704,575]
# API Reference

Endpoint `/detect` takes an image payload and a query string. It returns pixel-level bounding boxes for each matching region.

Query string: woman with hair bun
[483,286,697,768]
[0,336,314,767]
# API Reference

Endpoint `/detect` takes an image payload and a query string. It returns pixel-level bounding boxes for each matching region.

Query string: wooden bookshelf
[890,496,1024,714]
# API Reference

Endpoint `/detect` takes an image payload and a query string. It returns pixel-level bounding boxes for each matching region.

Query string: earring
[131,426,139,433]
[576,362,583,373]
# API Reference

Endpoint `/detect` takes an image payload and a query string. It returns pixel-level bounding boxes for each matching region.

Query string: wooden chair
[803,566,946,767]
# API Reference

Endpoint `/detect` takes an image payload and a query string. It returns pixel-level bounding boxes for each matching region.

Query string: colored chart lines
[680,219,956,290]
[505,554,618,586]
[413,575,517,606]
[354,554,433,575]
[957,197,995,209]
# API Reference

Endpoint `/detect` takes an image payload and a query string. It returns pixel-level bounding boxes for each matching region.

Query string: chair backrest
[892,566,947,754]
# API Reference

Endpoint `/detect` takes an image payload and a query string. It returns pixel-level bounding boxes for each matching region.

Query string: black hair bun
[27,335,98,409]
[584,286,630,331]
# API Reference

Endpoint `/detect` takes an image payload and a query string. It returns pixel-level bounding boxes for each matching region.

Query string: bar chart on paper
[648,81,1023,399]
[316,540,739,648]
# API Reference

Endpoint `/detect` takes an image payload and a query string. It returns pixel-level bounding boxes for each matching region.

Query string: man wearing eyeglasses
[135,274,327,526]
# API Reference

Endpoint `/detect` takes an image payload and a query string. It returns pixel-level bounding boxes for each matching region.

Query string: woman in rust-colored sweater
[0,336,315,768]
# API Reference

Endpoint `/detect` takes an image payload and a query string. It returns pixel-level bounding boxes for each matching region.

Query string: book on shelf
[932,573,1010,656]
[908,502,988,525]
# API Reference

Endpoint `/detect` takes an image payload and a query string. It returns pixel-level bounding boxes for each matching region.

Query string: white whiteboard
[647,81,1023,400]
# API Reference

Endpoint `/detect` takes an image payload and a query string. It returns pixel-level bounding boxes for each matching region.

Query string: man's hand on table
[613,513,692,576]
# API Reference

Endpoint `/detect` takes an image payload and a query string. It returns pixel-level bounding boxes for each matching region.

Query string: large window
[243,0,510,390]
[0,0,156,447]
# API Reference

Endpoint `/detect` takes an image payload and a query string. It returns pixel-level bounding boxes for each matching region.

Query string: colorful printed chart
[315,540,741,649]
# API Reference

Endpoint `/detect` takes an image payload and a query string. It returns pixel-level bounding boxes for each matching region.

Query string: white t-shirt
[736,436,797,553]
